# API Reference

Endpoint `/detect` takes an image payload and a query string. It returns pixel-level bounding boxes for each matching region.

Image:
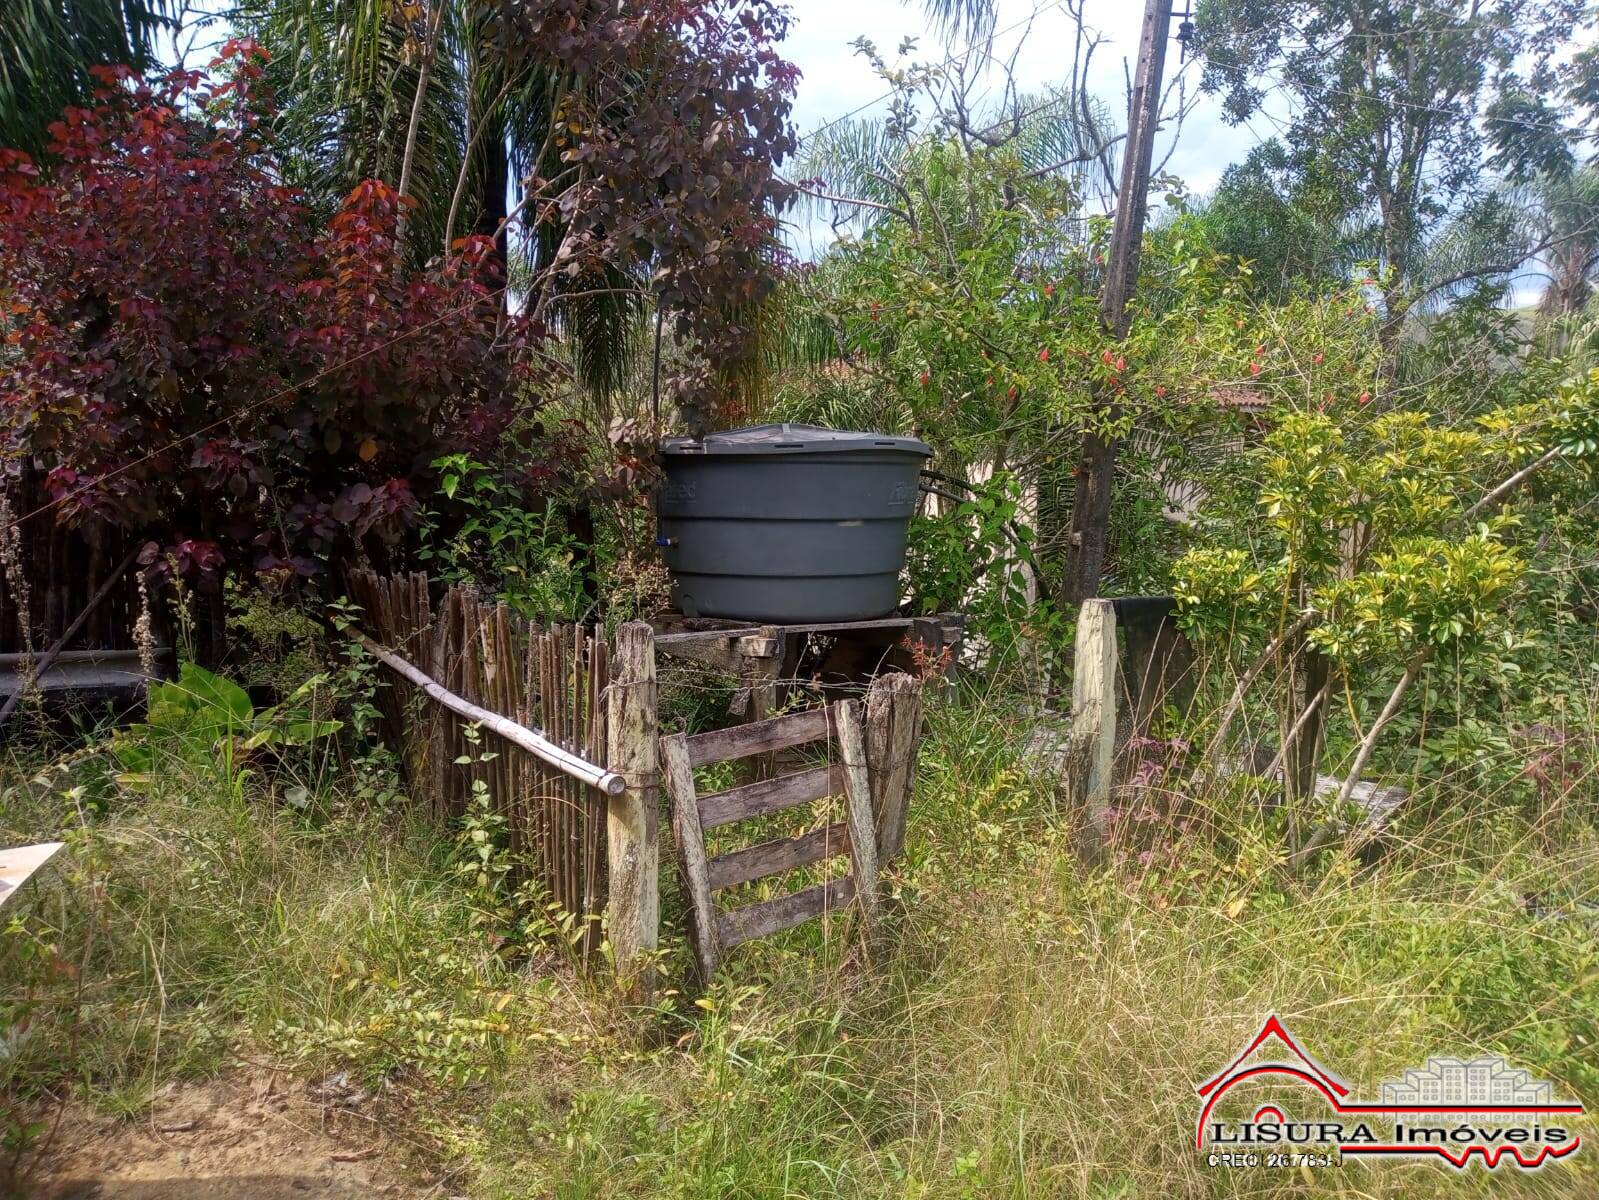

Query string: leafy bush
[0,47,524,583]
[110,662,339,792]
[1174,367,1599,803]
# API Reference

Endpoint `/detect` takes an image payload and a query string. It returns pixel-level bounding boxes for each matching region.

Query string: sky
[777,0,1281,254]
[783,0,1260,186]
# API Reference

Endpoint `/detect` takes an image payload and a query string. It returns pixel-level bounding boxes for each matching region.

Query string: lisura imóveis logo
[1197,1015,1584,1171]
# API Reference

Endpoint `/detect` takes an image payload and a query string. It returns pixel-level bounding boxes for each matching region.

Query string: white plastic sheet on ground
[0,841,64,909]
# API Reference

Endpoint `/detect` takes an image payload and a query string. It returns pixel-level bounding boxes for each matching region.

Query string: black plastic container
[657,423,933,622]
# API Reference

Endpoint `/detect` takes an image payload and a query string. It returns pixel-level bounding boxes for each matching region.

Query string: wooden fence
[346,570,619,956]
[0,470,143,655]
[345,571,946,993]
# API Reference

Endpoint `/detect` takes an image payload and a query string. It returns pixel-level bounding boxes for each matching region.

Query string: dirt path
[24,1072,434,1199]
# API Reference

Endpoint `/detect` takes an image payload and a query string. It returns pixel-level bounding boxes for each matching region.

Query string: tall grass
[2,659,1595,1197]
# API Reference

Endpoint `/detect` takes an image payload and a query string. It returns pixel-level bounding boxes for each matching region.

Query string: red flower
[1038,347,1050,362]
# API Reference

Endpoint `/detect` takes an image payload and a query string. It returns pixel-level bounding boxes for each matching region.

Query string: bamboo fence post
[606,621,659,996]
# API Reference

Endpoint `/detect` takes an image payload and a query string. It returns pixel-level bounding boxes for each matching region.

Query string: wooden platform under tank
[649,611,964,697]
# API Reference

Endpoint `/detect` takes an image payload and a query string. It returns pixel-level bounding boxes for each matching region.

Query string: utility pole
[1061,0,1174,604]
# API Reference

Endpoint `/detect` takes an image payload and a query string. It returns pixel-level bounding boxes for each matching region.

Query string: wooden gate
[662,703,880,980]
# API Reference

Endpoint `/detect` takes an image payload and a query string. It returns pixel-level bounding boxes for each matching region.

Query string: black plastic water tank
[657,424,933,622]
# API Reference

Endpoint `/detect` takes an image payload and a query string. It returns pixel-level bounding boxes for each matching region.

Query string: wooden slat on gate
[662,701,881,980]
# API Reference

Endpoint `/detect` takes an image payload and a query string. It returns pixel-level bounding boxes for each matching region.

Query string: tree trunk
[475,120,510,264]
[1287,646,1330,803]
[1057,0,1170,603]
[1538,239,1594,354]
[565,501,598,621]
[1059,427,1117,605]
[393,4,446,265]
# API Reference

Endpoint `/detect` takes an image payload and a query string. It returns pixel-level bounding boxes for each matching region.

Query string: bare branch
[783,177,916,228]
[1022,133,1128,179]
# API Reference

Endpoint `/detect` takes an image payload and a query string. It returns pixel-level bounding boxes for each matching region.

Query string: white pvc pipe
[349,630,626,796]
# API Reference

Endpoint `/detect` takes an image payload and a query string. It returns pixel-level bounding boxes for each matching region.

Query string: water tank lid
[662,423,932,458]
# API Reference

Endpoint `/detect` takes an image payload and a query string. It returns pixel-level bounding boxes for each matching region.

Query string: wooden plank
[0,542,141,728]
[657,616,924,648]
[0,662,153,696]
[684,706,830,768]
[706,821,850,891]
[834,699,880,928]
[698,763,845,830]
[716,876,857,951]
[652,636,746,674]
[0,647,169,666]
[662,732,719,980]
[607,622,660,994]
[655,626,767,646]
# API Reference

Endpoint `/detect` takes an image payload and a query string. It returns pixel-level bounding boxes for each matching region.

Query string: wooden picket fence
[346,570,612,952]
[344,570,934,993]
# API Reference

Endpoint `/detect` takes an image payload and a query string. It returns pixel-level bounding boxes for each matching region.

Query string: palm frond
[238,0,468,262]
[1417,191,1545,308]
[0,0,175,156]
[914,0,997,48]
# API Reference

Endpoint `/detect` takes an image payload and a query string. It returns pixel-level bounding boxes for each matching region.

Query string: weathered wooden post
[738,625,782,781]
[1070,599,1117,830]
[833,699,881,930]
[607,622,659,995]
[865,672,923,862]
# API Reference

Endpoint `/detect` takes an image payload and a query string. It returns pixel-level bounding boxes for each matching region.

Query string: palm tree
[1417,167,1599,351]
[239,0,485,259]
[917,0,997,45]
[0,0,174,157]
[1534,166,1599,331]
[236,0,642,396]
